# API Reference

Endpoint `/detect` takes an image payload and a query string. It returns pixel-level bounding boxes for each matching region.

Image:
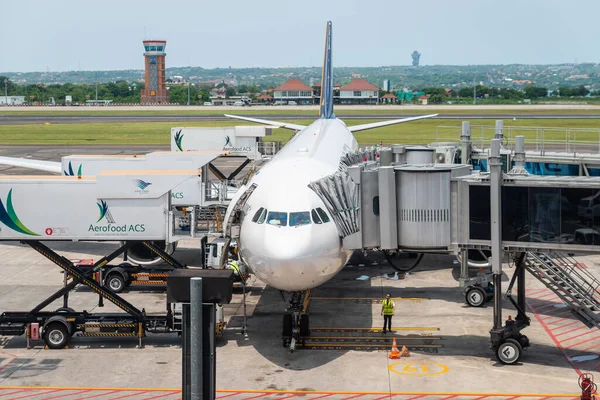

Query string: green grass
[1,119,600,146]
[2,107,600,117]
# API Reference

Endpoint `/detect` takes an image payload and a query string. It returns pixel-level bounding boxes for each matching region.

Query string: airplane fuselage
[235,118,357,291]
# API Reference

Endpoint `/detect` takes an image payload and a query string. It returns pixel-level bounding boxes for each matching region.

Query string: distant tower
[141,40,169,104]
[411,51,421,67]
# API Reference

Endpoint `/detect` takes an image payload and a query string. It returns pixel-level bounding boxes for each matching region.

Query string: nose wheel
[281,291,310,352]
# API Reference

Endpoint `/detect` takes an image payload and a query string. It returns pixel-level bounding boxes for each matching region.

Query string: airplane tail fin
[319,21,335,120]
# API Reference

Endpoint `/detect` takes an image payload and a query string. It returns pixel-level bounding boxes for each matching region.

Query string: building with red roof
[273,79,314,104]
[339,78,379,104]
[381,92,398,104]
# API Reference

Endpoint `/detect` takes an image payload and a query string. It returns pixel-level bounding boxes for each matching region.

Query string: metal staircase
[225,183,258,238]
[524,252,600,328]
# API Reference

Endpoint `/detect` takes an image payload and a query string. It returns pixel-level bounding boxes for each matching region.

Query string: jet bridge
[310,141,600,365]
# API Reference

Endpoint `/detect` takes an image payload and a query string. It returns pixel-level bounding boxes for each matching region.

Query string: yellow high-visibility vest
[382,299,395,315]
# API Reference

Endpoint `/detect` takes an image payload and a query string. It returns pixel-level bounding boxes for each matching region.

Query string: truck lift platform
[0,240,186,349]
[72,241,187,293]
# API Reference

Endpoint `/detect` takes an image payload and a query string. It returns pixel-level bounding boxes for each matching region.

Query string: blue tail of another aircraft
[319,21,335,120]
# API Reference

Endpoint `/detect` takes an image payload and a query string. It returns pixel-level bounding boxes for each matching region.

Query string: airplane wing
[224,114,306,131]
[348,114,438,133]
[0,156,62,173]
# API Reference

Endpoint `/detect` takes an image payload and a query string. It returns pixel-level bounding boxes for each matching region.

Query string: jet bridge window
[290,212,311,227]
[267,211,288,226]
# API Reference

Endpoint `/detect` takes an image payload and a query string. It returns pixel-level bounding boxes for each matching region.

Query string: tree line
[1,76,598,105]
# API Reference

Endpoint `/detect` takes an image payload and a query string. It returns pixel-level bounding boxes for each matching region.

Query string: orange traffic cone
[389,338,400,359]
[400,345,410,357]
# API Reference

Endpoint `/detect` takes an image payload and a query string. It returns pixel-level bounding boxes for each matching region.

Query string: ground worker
[381,293,395,334]
[228,258,240,276]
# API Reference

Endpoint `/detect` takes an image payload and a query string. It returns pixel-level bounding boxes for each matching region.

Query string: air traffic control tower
[141,40,169,104]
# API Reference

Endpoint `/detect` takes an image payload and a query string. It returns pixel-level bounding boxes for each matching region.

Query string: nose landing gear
[281,290,310,352]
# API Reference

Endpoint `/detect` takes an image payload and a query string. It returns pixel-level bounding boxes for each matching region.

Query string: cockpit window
[267,211,287,226]
[316,207,330,223]
[290,212,311,227]
[311,209,322,224]
[252,207,265,223]
[257,208,268,224]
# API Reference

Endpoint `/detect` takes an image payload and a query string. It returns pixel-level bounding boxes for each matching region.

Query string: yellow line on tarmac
[311,297,426,301]
[0,387,580,397]
[313,327,440,331]
[303,343,442,348]
[309,336,442,340]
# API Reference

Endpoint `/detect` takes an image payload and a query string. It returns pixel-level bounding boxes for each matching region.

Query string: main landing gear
[282,291,310,352]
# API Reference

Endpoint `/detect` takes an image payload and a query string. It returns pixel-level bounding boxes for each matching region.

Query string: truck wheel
[106,273,125,293]
[43,322,69,349]
[496,338,522,365]
[465,286,486,307]
[56,308,77,336]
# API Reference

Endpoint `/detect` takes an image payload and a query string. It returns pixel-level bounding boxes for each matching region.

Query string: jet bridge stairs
[524,252,600,329]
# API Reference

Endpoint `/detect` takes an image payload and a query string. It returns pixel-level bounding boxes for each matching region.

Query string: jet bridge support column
[460,122,471,164]
[490,139,503,331]
[494,120,504,142]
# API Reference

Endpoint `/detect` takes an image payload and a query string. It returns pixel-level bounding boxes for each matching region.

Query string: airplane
[0,22,437,351]
[221,21,437,349]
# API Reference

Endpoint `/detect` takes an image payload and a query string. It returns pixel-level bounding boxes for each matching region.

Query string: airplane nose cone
[240,224,350,292]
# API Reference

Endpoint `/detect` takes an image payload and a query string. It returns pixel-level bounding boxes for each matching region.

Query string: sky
[1,0,599,73]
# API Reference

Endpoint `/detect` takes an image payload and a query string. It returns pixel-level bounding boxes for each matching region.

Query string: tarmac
[0,145,596,398]
[0,240,596,398]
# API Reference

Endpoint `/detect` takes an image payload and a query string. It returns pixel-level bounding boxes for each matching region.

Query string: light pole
[4,79,7,104]
[473,78,476,105]
[187,81,191,106]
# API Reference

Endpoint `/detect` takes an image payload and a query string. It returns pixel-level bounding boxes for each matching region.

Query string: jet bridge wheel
[495,338,523,365]
[465,285,486,307]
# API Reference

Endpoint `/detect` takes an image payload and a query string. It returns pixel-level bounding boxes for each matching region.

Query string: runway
[2,113,600,125]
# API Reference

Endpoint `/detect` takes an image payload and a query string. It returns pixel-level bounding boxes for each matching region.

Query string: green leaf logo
[96,200,115,223]
[174,129,184,151]
[0,189,40,236]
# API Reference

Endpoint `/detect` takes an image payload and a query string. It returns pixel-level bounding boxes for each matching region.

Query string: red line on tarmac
[275,395,299,400]
[548,319,580,329]
[404,396,427,400]
[77,390,122,399]
[340,394,366,400]
[46,390,91,399]
[439,395,458,400]
[528,301,583,377]
[111,391,151,399]
[535,292,560,300]
[144,391,181,399]
[469,396,489,400]
[541,309,572,321]
[242,393,270,400]
[526,289,549,297]
[372,394,396,400]
[560,329,598,344]
[308,394,334,400]
[217,392,242,399]
[10,389,59,399]
[533,302,564,312]
[580,342,600,352]
[0,358,15,373]
[0,390,25,398]
[568,335,600,348]
[555,326,588,338]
